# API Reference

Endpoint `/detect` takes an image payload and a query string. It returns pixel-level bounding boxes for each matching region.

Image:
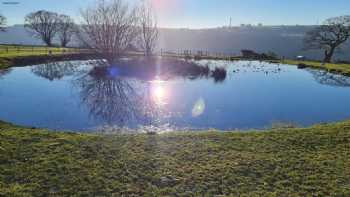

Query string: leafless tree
[304,16,350,63]
[80,0,139,61]
[57,15,76,47]
[138,1,159,56]
[0,14,6,31]
[24,10,60,46]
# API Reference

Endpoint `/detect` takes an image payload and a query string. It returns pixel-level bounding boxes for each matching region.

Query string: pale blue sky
[1,0,350,28]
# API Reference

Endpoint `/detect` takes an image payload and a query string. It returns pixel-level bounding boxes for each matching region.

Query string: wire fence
[159,49,240,60]
[0,45,93,55]
[0,45,241,60]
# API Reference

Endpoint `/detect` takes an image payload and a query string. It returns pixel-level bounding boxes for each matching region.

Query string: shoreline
[2,51,350,78]
[280,59,350,76]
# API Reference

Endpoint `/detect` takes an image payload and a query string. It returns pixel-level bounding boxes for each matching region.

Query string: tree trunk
[44,38,52,47]
[61,40,67,48]
[323,47,335,63]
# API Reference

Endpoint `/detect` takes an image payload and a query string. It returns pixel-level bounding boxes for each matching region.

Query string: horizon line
[7,24,320,30]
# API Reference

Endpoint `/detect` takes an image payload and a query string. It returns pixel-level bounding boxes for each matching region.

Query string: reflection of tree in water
[74,65,161,127]
[29,58,227,129]
[211,67,227,83]
[31,61,79,81]
[0,68,12,79]
[307,69,350,87]
[73,58,228,128]
[107,57,227,82]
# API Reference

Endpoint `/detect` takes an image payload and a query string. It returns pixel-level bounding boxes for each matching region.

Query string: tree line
[0,0,350,63]
[24,11,75,47]
[0,0,158,61]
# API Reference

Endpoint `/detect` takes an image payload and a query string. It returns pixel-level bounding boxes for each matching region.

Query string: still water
[1,58,350,132]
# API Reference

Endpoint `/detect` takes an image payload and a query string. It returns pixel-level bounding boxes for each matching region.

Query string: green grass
[281,59,350,76]
[1,120,350,196]
[0,45,84,69]
[0,45,78,57]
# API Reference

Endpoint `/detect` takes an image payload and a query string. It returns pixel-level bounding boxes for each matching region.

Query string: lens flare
[192,98,205,117]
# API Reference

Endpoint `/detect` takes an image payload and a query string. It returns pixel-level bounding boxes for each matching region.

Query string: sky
[1,0,350,28]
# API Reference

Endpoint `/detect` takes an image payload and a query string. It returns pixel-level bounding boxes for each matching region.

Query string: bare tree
[57,15,76,47]
[0,14,6,31]
[138,1,159,56]
[80,0,139,61]
[304,16,350,63]
[25,10,60,46]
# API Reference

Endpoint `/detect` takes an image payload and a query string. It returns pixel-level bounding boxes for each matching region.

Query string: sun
[154,86,164,99]
[151,80,167,105]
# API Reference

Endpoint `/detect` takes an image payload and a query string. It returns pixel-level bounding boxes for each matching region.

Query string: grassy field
[0,45,80,57]
[1,120,350,196]
[281,59,350,76]
[0,45,87,69]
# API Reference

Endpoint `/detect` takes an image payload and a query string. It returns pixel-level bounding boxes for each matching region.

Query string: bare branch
[79,0,139,61]
[57,15,76,47]
[24,10,60,46]
[304,16,350,62]
[137,1,159,56]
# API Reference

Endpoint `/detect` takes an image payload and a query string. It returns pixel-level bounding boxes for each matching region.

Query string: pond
[1,58,350,133]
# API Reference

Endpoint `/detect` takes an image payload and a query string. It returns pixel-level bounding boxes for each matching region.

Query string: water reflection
[70,58,227,129]
[0,68,12,79]
[13,58,229,131]
[31,61,80,81]
[74,66,157,127]
[150,80,167,105]
[3,59,350,132]
[107,58,227,82]
[231,61,283,74]
[211,67,227,83]
[307,69,350,87]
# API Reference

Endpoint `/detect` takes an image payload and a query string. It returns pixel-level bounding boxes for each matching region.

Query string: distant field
[0,45,82,58]
[0,45,94,69]
[1,44,350,78]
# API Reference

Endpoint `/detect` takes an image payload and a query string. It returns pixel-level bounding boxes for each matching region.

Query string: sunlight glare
[151,80,167,105]
[154,86,164,99]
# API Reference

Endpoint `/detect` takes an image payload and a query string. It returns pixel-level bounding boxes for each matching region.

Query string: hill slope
[2,25,350,60]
